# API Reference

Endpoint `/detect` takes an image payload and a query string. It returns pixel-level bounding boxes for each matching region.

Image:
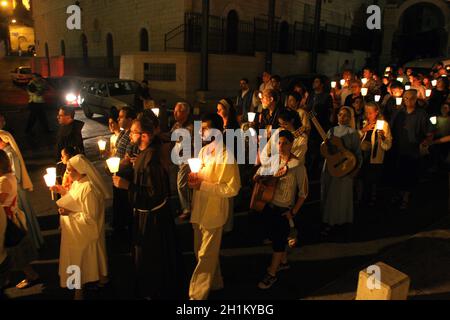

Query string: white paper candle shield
[106,157,121,174]
[397,77,404,83]
[430,116,437,125]
[385,67,391,72]
[98,139,107,151]
[374,95,381,102]
[247,112,256,123]
[340,79,346,86]
[405,85,411,90]
[376,120,385,131]
[361,88,368,96]
[331,81,336,88]
[151,108,160,117]
[425,89,432,97]
[44,173,56,187]
[46,167,57,176]
[361,78,368,85]
[396,97,403,106]
[431,80,437,87]
[188,158,202,173]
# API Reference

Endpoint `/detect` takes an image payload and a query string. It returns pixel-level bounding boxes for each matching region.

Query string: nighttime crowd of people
[0,61,449,300]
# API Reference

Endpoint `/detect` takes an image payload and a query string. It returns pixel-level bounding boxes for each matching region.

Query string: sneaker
[278,262,291,272]
[258,273,277,289]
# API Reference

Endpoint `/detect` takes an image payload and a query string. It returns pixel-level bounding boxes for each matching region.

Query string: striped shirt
[115,130,131,159]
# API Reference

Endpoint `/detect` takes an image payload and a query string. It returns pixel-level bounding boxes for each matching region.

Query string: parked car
[403,57,450,75]
[43,76,83,108]
[11,66,33,85]
[79,79,140,119]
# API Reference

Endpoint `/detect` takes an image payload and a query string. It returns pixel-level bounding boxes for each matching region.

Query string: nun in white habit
[52,154,111,299]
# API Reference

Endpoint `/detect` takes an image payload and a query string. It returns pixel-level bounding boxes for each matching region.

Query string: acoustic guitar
[250,164,288,212]
[308,111,357,177]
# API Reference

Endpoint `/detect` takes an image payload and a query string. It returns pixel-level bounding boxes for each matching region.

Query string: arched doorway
[140,28,149,51]
[226,10,239,53]
[392,2,447,64]
[106,33,114,68]
[279,21,290,53]
[81,34,89,66]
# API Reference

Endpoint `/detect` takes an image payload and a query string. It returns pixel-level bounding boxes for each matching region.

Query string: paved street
[0,103,448,300]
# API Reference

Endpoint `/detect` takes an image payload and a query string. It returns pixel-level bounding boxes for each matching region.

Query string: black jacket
[56,119,85,161]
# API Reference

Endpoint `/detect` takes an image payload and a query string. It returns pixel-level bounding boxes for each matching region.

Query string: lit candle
[331,81,336,88]
[431,79,437,87]
[376,120,385,131]
[361,78,368,85]
[374,95,381,102]
[396,97,403,106]
[430,116,437,125]
[188,158,202,174]
[98,139,107,152]
[151,108,160,117]
[361,88,368,97]
[247,112,256,123]
[44,173,56,200]
[425,89,432,98]
[106,157,121,175]
[385,67,391,72]
[340,79,346,86]
[405,85,411,91]
[397,77,404,83]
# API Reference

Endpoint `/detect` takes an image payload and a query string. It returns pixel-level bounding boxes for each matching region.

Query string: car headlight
[65,93,77,103]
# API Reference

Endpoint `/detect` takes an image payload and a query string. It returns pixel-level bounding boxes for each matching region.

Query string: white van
[79,79,140,119]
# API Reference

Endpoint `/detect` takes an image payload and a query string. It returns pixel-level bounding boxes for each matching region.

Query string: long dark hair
[0,149,12,175]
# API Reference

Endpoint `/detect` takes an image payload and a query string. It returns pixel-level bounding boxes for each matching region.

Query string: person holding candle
[428,77,449,117]
[217,98,239,131]
[255,130,308,289]
[187,113,241,300]
[382,81,405,122]
[56,106,85,162]
[112,107,136,237]
[362,68,381,101]
[108,116,121,157]
[236,78,256,123]
[169,102,194,222]
[0,150,41,289]
[259,89,285,136]
[409,73,426,101]
[293,82,309,110]
[60,146,80,190]
[352,96,365,131]
[390,90,433,210]
[112,114,185,299]
[0,131,43,251]
[358,103,392,206]
[344,80,363,109]
[51,154,111,300]
[321,107,362,239]
[286,92,311,136]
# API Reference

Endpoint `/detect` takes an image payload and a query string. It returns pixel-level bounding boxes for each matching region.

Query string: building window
[45,42,49,58]
[279,21,290,53]
[144,63,176,81]
[106,33,114,68]
[226,10,239,53]
[61,40,66,56]
[81,34,88,66]
[140,28,149,51]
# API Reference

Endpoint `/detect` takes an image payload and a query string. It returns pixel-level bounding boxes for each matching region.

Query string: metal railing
[164,12,374,55]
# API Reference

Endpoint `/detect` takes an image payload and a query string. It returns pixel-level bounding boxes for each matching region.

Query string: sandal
[16,278,42,289]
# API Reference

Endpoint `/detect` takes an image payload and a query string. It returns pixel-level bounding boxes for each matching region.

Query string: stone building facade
[31,0,449,105]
